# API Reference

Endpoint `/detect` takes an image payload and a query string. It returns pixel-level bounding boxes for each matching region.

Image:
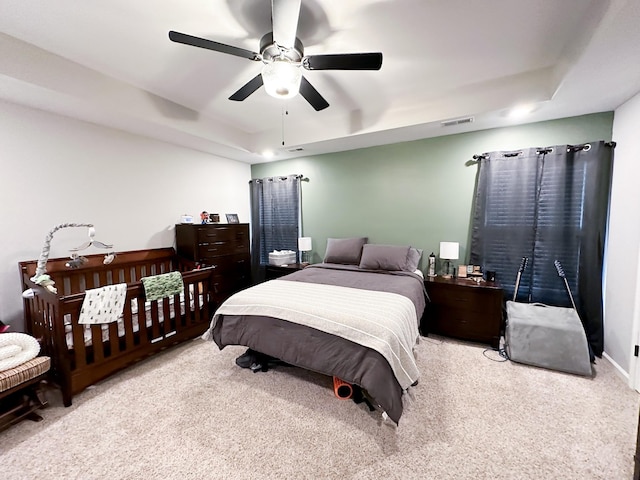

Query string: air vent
[288,147,304,152]
[441,116,474,127]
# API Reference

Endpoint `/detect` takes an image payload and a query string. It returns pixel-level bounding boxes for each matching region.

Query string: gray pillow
[359,244,411,271]
[323,237,368,265]
[406,247,423,272]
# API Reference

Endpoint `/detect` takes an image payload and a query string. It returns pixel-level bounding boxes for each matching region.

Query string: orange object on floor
[333,376,353,400]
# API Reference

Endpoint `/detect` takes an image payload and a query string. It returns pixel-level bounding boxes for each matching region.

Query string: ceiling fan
[168,0,382,111]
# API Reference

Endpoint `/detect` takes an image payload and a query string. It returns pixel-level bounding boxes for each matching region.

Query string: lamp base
[441,260,455,278]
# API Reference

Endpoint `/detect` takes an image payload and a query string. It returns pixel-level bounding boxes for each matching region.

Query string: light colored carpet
[1,336,638,480]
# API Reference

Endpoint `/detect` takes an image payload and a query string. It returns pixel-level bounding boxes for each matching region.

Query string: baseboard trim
[602,351,631,386]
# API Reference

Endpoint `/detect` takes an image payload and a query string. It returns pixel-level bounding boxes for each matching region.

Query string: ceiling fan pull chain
[281,106,289,146]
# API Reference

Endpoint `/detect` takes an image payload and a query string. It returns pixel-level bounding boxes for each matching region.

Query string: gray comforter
[205,264,426,424]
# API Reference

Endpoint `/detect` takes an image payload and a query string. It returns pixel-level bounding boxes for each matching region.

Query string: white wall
[0,100,251,331]
[606,91,640,378]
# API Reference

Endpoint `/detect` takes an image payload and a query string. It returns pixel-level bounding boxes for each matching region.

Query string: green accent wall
[251,112,613,268]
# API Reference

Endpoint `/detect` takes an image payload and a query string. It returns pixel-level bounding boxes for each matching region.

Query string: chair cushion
[0,356,50,393]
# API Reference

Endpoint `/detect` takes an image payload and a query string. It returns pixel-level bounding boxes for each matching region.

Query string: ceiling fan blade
[271,0,301,49]
[169,31,260,61]
[229,74,264,101]
[303,53,383,71]
[299,76,329,111]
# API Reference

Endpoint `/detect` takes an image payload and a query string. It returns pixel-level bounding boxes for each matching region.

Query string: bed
[19,248,217,406]
[204,239,427,424]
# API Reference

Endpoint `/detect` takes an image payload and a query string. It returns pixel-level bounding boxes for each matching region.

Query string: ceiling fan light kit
[168,0,382,111]
[262,60,302,99]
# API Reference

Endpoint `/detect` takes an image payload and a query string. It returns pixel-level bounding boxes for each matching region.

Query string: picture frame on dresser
[226,213,239,224]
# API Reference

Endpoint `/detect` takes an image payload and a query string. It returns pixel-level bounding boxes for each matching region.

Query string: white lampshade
[262,60,302,99]
[439,241,459,260]
[298,237,312,252]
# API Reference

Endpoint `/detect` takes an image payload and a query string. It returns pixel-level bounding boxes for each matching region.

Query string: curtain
[250,175,301,282]
[469,141,614,356]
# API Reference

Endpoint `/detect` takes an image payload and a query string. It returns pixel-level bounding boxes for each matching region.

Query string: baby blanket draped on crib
[141,271,184,302]
[79,283,127,325]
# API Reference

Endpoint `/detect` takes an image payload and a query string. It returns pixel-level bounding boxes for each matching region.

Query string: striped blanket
[204,279,420,389]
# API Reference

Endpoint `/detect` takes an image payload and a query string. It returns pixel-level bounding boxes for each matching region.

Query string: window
[249,175,301,276]
[469,142,614,355]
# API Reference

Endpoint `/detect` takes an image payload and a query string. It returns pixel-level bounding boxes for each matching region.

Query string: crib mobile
[22,223,115,298]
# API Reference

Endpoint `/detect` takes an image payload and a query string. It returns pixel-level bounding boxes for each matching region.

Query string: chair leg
[24,411,44,422]
[0,380,50,431]
[32,382,49,408]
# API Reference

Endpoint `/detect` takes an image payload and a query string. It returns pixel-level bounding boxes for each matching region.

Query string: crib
[19,248,217,406]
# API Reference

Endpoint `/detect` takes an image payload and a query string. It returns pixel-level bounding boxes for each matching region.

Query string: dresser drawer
[205,253,250,272]
[196,226,248,243]
[210,255,251,296]
[212,273,250,296]
[197,241,237,258]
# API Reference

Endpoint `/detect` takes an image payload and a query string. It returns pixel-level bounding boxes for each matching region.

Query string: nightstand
[265,263,307,280]
[423,276,504,348]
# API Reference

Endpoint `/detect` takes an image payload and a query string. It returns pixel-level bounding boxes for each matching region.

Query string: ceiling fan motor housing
[260,32,304,63]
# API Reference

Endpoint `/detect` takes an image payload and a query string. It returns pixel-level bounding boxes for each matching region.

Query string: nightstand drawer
[429,287,493,311]
[430,305,502,341]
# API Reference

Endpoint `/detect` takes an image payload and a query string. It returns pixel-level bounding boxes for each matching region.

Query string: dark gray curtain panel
[469,141,614,356]
[249,175,301,282]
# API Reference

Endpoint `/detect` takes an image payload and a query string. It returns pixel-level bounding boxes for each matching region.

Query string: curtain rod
[471,141,616,161]
[249,174,304,184]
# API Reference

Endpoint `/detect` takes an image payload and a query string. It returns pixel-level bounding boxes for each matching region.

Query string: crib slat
[122,293,136,351]
[108,321,120,355]
[91,325,105,363]
[137,290,149,346]
[69,272,83,295]
[192,282,202,325]
[98,270,109,289]
[162,296,172,336]
[85,272,96,290]
[70,314,87,370]
[150,300,161,342]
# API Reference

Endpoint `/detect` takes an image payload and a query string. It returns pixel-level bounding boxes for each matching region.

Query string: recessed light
[261,150,275,159]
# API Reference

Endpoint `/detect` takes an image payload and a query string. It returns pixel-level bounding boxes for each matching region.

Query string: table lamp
[298,237,312,264]
[439,241,459,278]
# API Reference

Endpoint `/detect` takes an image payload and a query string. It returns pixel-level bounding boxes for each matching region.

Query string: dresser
[175,223,250,303]
[423,276,504,348]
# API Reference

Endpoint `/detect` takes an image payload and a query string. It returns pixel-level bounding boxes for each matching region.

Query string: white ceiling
[1,0,640,164]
